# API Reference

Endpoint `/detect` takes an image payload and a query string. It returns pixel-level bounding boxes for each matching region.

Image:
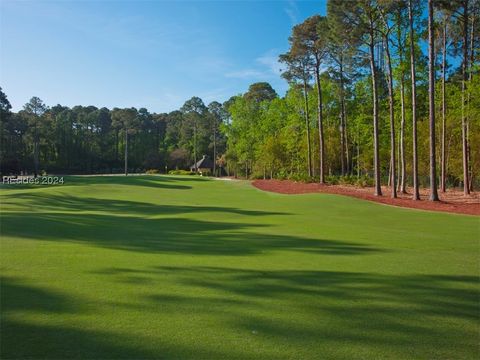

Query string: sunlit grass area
[1,175,478,359]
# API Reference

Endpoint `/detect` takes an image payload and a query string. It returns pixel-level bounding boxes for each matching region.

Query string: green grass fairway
[1,175,479,359]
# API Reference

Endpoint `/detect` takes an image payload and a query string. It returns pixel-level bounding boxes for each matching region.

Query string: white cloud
[225,69,265,79]
[256,53,283,76]
[224,49,283,81]
[284,0,299,26]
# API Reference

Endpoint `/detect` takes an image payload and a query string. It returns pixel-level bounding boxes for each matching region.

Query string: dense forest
[1,0,478,198]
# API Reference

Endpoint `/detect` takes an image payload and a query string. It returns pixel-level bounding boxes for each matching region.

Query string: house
[190,155,214,175]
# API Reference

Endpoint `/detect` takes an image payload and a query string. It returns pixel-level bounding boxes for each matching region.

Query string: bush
[288,173,314,183]
[275,170,288,180]
[198,169,212,177]
[146,169,160,174]
[250,172,266,180]
[325,175,339,185]
[338,175,357,186]
[168,169,195,176]
[272,173,374,187]
[355,176,374,188]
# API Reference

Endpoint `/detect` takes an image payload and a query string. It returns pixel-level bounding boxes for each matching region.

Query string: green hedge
[168,170,195,176]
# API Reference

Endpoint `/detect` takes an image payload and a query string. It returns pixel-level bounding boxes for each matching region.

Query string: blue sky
[1,0,326,112]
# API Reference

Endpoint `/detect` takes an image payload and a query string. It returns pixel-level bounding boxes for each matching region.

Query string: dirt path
[252,179,480,216]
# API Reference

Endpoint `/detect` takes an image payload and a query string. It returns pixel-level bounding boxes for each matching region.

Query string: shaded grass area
[1,175,479,359]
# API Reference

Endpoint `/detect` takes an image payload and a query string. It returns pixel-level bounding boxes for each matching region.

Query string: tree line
[0,0,478,199]
[226,0,478,198]
[0,93,227,176]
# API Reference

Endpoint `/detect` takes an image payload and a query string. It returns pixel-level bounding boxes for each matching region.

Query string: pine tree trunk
[124,130,128,176]
[409,0,420,200]
[339,58,347,176]
[303,79,312,178]
[194,119,198,172]
[33,121,39,178]
[461,0,470,195]
[388,156,392,187]
[345,113,350,174]
[441,18,447,192]
[384,33,397,198]
[399,78,407,193]
[213,126,216,176]
[428,0,439,201]
[315,63,325,183]
[369,32,382,196]
[396,125,401,190]
[115,129,119,167]
[357,133,360,178]
[468,9,475,191]
[397,11,407,194]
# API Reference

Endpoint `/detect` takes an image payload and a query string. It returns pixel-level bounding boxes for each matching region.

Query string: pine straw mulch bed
[252,179,480,216]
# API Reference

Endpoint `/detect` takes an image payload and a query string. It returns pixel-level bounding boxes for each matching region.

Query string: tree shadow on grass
[0,277,167,360]
[0,277,78,314]
[0,211,381,256]
[1,193,289,217]
[95,266,480,359]
[0,277,270,360]
[66,175,207,188]
[0,175,195,190]
[1,192,382,256]
[3,270,477,359]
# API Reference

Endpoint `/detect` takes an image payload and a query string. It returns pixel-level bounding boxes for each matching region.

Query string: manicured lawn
[1,175,478,359]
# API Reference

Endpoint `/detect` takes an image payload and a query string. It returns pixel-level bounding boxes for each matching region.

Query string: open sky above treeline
[1,0,329,112]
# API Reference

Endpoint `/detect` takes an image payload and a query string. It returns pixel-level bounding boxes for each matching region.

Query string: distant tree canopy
[0,0,479,195]
[244,82,278,103]
[0,92,227,176]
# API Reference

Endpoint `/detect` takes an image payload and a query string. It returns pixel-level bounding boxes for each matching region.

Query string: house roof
[190,155,214,170]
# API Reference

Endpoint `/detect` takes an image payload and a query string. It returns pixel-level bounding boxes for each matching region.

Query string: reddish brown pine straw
[252,179,480,216]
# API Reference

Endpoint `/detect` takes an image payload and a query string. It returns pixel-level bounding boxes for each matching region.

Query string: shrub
[146,169,160,174]
[168,169,195,176]
[338,175,357,186]
[198,169,212,177]
[288,173,314,183]
[355,175,374,187]
[325,175,339,185]
[275,170,288,180]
